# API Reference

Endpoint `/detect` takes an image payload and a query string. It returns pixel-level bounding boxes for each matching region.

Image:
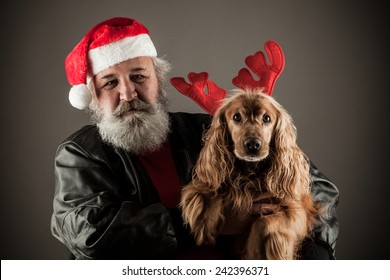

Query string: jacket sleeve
[299,162,339,259]
[51,141,178,259]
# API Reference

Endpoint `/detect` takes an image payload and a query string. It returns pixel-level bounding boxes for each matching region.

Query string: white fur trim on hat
[68,84,92,110]
[88,33,157,76]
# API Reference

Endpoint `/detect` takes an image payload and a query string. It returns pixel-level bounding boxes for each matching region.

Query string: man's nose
[119,80,137,101]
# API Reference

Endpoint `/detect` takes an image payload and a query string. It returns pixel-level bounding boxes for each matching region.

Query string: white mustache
[113,99,152,117]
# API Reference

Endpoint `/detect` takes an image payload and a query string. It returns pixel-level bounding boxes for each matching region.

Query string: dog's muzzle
[244,138,261,155]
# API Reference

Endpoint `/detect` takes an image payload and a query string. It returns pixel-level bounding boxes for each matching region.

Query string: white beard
[89,95,170,155]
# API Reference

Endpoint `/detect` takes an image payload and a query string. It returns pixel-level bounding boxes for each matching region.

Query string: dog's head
[196,88,309,197]
[216,89,285,162]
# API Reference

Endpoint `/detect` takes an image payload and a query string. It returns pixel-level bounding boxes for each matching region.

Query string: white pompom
[68,84,92,110]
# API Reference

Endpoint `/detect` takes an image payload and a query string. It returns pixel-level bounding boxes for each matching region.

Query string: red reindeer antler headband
[170,72,226,115]
[170,40,285,115]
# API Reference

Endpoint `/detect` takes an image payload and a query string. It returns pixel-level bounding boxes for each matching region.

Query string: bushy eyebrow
[97,64,151,84]
[129,67,147,72]
[100,73,116,80]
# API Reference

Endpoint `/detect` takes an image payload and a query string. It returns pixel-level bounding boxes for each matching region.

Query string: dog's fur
[180,89,320,259]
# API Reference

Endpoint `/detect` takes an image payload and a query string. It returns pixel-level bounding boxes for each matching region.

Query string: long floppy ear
[266,104,311,199]
[191,105,235,193]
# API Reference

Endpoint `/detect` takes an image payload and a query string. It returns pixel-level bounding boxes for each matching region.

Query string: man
[51,17,339,259]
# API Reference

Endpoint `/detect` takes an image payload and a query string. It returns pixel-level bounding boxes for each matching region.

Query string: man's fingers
[252,203,281,216]
[253,193,281,205]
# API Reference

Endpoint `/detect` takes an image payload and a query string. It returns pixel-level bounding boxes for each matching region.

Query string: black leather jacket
[51,112,339,259]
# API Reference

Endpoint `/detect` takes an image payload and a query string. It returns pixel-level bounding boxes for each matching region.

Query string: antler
[170,72,227,115]
[232,40,285,95]
[170,41,284,113]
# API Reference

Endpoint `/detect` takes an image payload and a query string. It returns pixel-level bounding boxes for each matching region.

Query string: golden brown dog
[180,89,319,259]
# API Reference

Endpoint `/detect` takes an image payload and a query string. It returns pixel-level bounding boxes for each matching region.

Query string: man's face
[93,56,159,115]
[89,56,170,154]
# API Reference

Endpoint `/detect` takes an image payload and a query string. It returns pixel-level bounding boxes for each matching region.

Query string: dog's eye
[263,114,271,123]
[233,113,242,122]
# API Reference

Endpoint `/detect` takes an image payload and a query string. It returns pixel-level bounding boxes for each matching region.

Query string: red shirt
[139,141,222,259]
[138,141,182,208]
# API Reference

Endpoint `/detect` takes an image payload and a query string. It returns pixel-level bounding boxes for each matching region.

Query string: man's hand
[219,192,281,235]
[251,192,282,216]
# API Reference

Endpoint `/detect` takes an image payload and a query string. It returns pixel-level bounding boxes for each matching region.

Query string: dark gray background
[1,0,388,259]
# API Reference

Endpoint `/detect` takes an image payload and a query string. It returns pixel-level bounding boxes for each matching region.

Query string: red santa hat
[65,17,157,109]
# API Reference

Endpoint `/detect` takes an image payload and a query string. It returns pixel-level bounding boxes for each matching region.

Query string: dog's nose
[244,138,261,154]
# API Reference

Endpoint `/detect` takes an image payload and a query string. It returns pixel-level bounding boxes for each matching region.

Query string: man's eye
[131,74,146,82]
[103,80,117,89]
